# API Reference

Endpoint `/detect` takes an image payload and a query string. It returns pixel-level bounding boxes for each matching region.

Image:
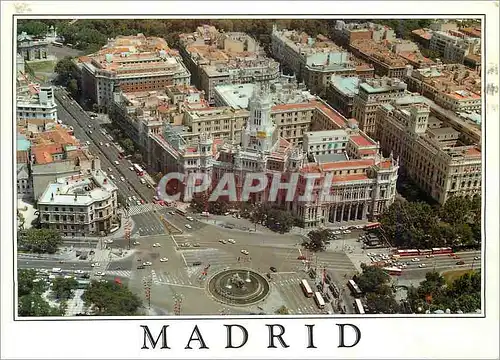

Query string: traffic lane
[396,252,481,269]
[18,259,94,272]
[107,257,134,271]
[400,265,481,281]
[55,90,155,200]
[132,213,167,236]
[56,100,140,199]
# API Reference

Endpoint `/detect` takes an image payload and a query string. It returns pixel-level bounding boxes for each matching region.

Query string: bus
[347,279,362,297]
[382,267,402,276]
[133,163,144,176]
[300,279,313,298]
[432,247,453,255]
[52,41,63,47]
[313,292,326,309]
[364,222,380,231]
[354,298,365,314]
[176,208,187,216]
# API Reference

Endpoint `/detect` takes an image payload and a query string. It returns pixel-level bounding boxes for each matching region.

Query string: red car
[140,199,145,204]
[297,255,306,260]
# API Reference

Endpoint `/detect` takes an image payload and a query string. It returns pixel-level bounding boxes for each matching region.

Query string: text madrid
[140,323,361,350]
[157,172,342,202]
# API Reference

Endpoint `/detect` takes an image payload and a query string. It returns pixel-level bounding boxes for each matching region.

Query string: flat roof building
[17,85,57,124]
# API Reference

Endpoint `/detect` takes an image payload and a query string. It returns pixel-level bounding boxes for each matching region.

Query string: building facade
[325,76,360,118]
[429,31,481,64]
[38,164,119,236]
[375,95,481,204]
[352,77,408,137]
[17,32,49,61]
[17,85,58,123]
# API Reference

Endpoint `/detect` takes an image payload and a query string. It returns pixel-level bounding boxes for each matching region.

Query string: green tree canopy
[302,229,334,252]
[275,305,290,315]
[18,294,63,317]
[17,21,49,36]
[18,269,47,296]
[19,228,62,254]
[82,280,142,316]
[355,263,391,293]
[51,277,79,300]
[54,56,81,87]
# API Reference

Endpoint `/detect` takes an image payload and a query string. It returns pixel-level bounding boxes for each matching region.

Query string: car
[297,255,306,260]
[89,250,95,255]
[333,231,341,235]
[82,273,90,279]
[186,216,194,221]
[75,270,84,274]
[88,125,92,128]
[456,261,465,265]
[241,249,249,255]
[168,210,175,215]
[114,160,119,165]
[411,258,420,262]
[109,174,115,180]
[88,130,93,134]
[227,239,235,244]
[185,224,192,229]
[160,258,168,262]
[219,239,227,244]
[99,142,103,146]
[137,265,145,270]
[147,184,152,188]
[120,177,125,182]
[129,166,134,171]
[132,196,137,201]
[192,261,202,266]
[448,253,455,257]
[355,225,364,229]
[152,243,161,248]
[474,256,480,260]
[193,243,200,247]
[343,230,352,234]
[95,272,105,276]
[140,199,145,204]
[418,264,426,268]
[136,200,141,206]
[105,143,110,147]
[104,239,113,244]
[107,167,113,172]
[91,263,100,267]
[86,141,91,145]
[270,266,277,272]
[133,241,140,245]
[127,197,133,202]
[143,261,152,266]
[426,254,434,258]
[454,255,460,259]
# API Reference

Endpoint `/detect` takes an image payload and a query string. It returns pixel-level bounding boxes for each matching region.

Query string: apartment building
[17,85,57,123]
[350,39,409,79]
[405,64,481,113]
[271,26,373,94]
[17,32,49,61]
[81,34,190,109]
[411,29,433,48]
[332,21,396,47]
[325,76,360,118]
[17,163,32,198]
[352,77,408,137]
[29,127,94,199]
[38,164,119,236]
[429,30,481,64]
[179,26,279,102]
[375,95,481,204]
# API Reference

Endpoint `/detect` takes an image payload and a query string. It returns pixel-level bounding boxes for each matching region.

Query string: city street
[54,88,155,202]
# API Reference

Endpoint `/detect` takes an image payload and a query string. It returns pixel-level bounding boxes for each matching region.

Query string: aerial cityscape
[15,18,482,317]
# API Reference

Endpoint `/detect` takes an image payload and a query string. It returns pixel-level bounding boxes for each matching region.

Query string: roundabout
[207,268,270,306]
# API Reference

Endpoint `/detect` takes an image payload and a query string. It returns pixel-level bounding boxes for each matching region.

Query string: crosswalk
[271,273,325,315]
[106,269,191,285]
[128,203,163,216]
[271,248,358,273]
[181,248,240,269]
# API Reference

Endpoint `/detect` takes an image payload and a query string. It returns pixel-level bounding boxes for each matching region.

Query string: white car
[418,263,426,268]
[355,225,364,229]
[88,130,93,134]
[120,177,125,182]
[219,239,227,244]
[129,166,134,171]
[143,261,152,266]
[227,239,235,244]
[109,175,115,180]
[75,269,84,274]
[108,167,113,172]
[99,142,103,146]
[95,272,105,276]
[133,241,140,245]
[426,254,434,258]
[86,141,91,145]
[474,256,480,260]
[132,196,137,201]
[343,230,351,234]
[128,197,132,202]
[411,258,420,262]
[333,231,341,235]
[91,263,100,267]
[136,200,141,206]
[186,216,194,221]
[114,160,119,165]
[160,258,168,262]
[88,125,92,128]
[241,249,249,255]
[185,224,192,229]
[104,239,113,244]
[105,143,110,147]
[152,243,161,248]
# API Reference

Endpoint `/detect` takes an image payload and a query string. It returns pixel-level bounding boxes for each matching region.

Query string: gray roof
[315,153,348,164]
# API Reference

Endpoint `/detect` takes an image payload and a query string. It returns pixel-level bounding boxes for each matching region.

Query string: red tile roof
[321,159,374,171]
[31,144,64,164]
[465,147,481,157]
[313,101,347,128]
[350,134,376,147]
[300,163,321,174]
[332,174,370,183]
[379,160,393,169]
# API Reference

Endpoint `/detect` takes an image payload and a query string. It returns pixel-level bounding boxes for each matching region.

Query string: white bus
[354,298,365,314]
[347,279,363,297]
[313,291,326,309]
[133,163,144,176]
[300,279,313,298]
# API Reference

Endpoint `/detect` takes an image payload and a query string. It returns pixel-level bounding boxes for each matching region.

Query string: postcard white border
[1,1,498,359]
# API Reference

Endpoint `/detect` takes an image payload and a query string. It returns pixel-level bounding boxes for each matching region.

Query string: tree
[18,294,64,317]
[275,305,290,315]
[439,196,472,225]
[82,280,142,316]
[121,138,135,154]
[302,229,334,252]
[51,277,79,300]
[190,193,209,213]
[19,228,62,254]
[17,210,26,230]
[67,78,79,99]
[17,21,49,36]
[354,264,391,293]
[365,291,400,314]
[133,153,143,164]
[208,198,229,215]
[18,269,47,296]
[54,57,81,86]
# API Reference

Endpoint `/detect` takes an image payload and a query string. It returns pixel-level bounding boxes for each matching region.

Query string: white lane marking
[180,253,188,266]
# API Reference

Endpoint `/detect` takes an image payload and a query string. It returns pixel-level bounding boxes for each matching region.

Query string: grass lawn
[442,269,477,284]
[26,60,56,73]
